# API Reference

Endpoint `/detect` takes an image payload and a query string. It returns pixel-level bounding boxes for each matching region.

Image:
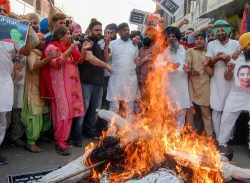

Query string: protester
[0,0,32,164]
[43,27,92,155]
[6,12,40,147]
[106,23,140,122]
[98,24,116,110]
[72,23,82,41]
[204,20,242,139]
[218,32,250,156]
[183,32,214,136]
[207,30,216,42]
[21,33,54,153]
[136,27,157,102]
[155,26,192,133]
[74,21,112,143]
[23,13,40,33]
[45,9,66,44]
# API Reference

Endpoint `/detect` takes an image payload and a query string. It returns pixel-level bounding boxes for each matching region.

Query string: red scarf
[39,41,81,99]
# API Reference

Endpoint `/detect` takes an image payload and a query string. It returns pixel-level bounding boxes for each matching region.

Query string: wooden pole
[53,160,107,183]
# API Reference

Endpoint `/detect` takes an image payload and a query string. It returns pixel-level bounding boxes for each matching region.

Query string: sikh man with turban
[155,26,192,133]
[204,20,242,140]
[218,32,250,159]
[0,0,33,164]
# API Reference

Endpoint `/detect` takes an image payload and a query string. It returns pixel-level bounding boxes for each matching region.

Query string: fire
[84,21,223,182]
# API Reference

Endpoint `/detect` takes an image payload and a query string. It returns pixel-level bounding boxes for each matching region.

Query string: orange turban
[37,33,45,39]
[0,0,10,16]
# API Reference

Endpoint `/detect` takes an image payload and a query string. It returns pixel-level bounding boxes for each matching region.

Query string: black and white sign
[8,169,56,183]
[153,0,184,17]
[129,9,149,26]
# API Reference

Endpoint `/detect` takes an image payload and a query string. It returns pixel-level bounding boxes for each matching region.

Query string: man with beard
[72,24,82,42]
[73,21,112,144]
[207,30,216,43]
[107,23,140,122]
[218,32,250,158]
[155,26,192,133]
[204,20,241,140]
[183,32,214,136]
[136,27,157,102]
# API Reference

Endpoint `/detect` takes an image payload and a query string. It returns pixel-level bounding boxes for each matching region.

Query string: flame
[85,21,223,182]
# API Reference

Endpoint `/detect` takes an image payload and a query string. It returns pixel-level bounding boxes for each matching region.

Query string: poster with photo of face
[235,63,250,88]
[0,15,29,47]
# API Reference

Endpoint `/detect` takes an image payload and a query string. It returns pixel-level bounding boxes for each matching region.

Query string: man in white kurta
[218,33,250,157]
[205,20,241,139]
[0,3,32,164]
[107,23,140,121]
[155,26,192,133]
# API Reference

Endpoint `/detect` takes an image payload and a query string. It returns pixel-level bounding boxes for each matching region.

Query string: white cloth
[0,41,20,112]
[107,39,140,102]
[0,112,7,145]
[206,39,241,111]
[218,111,242,145]
[212,110,223,138]
[98,39,112,77]
[155,45,192,110]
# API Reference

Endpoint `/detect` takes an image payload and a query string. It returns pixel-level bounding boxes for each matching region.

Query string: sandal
[25,144,42,153]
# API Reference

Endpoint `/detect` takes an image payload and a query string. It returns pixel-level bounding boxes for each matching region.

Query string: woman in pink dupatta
[44,27,88,155]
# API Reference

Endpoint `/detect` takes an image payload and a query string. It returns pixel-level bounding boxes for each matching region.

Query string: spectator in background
[207,30,216,43]
[130,30,142,48]
[107,23,140,122]
[66,19,73,34]
[183,32,214,136]
[230,29,240,41]
[21,33,54,153]
[0,0,32,164]
[204,20,241,140]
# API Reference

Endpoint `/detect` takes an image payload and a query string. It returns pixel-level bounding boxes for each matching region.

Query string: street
[0,138,249,183]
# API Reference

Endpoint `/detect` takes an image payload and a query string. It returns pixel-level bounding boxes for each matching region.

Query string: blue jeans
[73,84,103,137]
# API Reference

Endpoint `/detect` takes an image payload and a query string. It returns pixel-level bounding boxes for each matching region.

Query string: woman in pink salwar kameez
[44,27,87,155]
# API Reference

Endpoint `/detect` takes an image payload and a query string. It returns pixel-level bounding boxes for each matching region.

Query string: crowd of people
[0,0,250,166]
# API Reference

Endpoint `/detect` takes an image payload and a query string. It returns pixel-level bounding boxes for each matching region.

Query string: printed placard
[235,63,250,89]
[0,15,29,46]
[152,0,184,17]
[129,9,148,26]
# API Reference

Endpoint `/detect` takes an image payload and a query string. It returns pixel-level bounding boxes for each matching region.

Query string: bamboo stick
[53,160,107,183]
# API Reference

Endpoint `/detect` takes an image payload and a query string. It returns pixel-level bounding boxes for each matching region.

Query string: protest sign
[234,63,250,89]
[0,15,29,46]
[8,169,56,183]
[152,0,184,17]
[129,9,148,26]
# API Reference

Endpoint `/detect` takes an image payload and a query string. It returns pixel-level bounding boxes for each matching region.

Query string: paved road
[0,139,249,183]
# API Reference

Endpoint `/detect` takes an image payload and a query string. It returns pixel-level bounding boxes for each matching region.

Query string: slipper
[25,144,42,153]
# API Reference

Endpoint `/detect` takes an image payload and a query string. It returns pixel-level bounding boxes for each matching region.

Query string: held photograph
[235,63,250,88]
[0,15,29,46]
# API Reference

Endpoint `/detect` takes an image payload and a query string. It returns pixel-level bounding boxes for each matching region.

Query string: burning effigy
[40,18,250,183]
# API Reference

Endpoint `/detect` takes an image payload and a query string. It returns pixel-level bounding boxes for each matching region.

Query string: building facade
[161,0,248,33]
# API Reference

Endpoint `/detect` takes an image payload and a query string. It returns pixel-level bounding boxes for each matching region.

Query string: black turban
[117,22,129,31]
[165,26,181,41]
